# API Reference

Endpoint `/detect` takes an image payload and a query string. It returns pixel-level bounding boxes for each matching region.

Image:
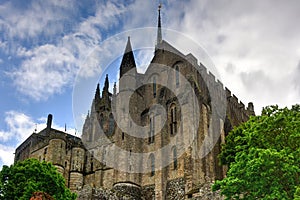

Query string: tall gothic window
[149,116,155,143]
[153,76,157,98]
[149,154,155,176]
[90,162,94,171]
[170,104,177,135]
[173,146,178,170]
[108,113,114,135]
[100,113,104,128]
[175,65,179,87]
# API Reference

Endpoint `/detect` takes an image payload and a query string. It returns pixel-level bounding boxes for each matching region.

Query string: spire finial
[95,83,100,100]
[103,74,109,92]
[156,3,162,47]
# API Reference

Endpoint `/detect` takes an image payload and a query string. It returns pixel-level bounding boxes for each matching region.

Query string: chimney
[247,102,255,116]
[247,102,254,112]
[47,114,52,130]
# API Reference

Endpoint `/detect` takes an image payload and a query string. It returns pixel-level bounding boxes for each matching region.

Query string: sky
[0,0,299,168]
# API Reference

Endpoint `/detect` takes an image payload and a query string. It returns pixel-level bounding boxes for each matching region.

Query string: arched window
[175,65,179,87]
[149,116,155,143]
[153,76,157,98]
[149,154,155,176]
[172,146,178,170]
[100,113,104,127]
[108,113,114,135]
[170,104,177,135]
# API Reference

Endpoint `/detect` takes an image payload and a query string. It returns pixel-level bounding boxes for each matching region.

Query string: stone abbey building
[15,7,255,199]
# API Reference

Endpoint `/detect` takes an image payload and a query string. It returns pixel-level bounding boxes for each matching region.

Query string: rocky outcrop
[77,185,143,200]
[190,181,224,200]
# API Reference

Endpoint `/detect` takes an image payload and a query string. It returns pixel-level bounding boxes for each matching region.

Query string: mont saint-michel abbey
[15,7,255,200]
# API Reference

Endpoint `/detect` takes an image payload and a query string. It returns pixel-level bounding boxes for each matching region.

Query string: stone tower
[15,5,255,200]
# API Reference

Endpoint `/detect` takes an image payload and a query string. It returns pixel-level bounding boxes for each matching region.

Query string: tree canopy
[213,105,300,199]
[0,158,76,200]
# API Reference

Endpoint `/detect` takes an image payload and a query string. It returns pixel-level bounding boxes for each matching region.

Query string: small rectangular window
[175,65,180,87]
[149,117,155,143]
[153,76,156,98]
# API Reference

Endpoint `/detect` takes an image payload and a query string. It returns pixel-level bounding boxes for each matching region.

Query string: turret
[247,102,255,116]
[69,146,85,192]
[120,36,137,79]
[95,83,101,104]
[46,114,52,132]
[82,111,92,142]
[119,37,137,94]
[101,74,110,105]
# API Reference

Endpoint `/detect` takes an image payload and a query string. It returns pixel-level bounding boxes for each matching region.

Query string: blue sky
[0,0,300,168]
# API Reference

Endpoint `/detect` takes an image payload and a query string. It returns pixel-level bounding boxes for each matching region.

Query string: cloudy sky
[0,0,299,168]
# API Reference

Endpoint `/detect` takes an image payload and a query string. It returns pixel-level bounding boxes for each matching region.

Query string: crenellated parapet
[185,52,255,123]
[225,87,255,126]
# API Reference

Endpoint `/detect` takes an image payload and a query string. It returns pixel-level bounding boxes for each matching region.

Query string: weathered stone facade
[14,114,86,192]
[15,7,255,200]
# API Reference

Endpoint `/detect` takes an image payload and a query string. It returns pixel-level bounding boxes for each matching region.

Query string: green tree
[0,158,76,200]
[213,105,300,199]
[295,186,300,200]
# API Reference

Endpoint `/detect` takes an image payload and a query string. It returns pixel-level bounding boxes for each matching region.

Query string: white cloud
[78,1,126,42]
[157,0,300,113]
[10,44,77,101]
[4,1,127,102]
[0,111,36,143]
[0,1,75,39]
[0,145,15,168]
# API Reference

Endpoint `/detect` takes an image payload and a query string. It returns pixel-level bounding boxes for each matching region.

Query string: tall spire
[156,4,162,46]
[101,74,111,105]
[104,74,109,92]
[102,74,109,97]
[120,36,136,78]
[94,83,100,102]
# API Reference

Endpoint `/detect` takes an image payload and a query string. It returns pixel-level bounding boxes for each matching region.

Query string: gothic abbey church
[15,7,254,199]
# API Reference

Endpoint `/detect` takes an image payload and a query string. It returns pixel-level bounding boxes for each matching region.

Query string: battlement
[192,60,254,117]
[185,53,198,66]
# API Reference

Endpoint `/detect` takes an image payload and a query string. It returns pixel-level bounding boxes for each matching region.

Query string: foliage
[213,105,300,199]
[295,186,300,200]
[0,158,76,200]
